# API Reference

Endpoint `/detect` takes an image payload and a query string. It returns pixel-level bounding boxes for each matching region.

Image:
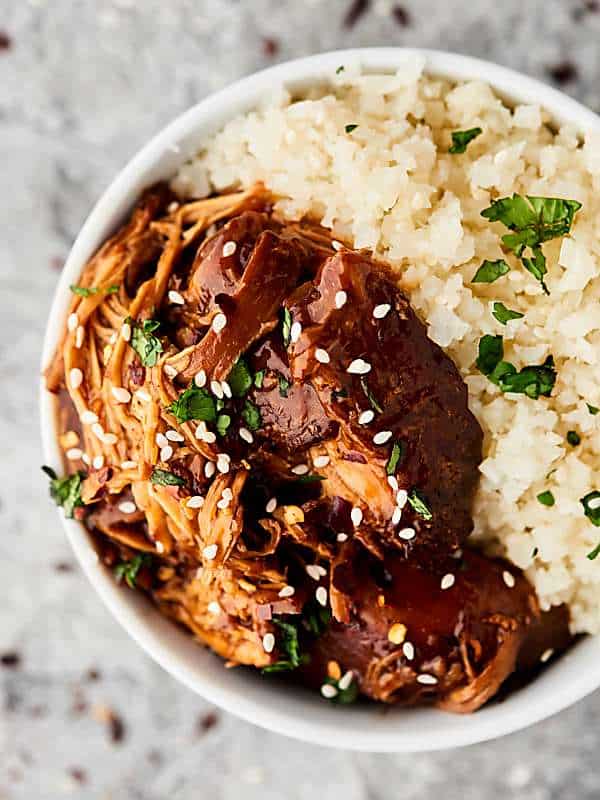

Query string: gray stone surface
[2,0,600,797]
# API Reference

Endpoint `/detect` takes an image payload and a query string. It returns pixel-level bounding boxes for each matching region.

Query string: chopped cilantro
[228,358,253,397]
[407,488,432,520]
[254,370,265,389]
[216,414,231,436]
[336,65,345,74]
[294,474,325,484]
[278,374,291,398]
[476,334,504,376]
[449,127,482,154]
[567,430,581,447]
[42,466,85,519]
[281,307,292,347]
[537,490,555,507]
[150,468,186,487]
[168,385,216,424]
[587,542,600,561]
[345,124,359,133]
[322,675,359,704]
[386,440,406,476]
[114,554,152,589]
[476,335,556,398]
[360,376,383,413]
[581,491,600,527]
[303,604,331,636]
[262,619,307,673]
[242,400,262,431]
[587,403,599,416]
[492,301,524,325]
[472,259,510,284]
[128,317,163,367]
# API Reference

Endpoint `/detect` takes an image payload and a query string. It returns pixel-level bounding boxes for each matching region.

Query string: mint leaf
[492,302,524,325]
[228,358,253,397]
[128,317,163,367]
[537,490,555,507]
[472,259,510,284]
[449,127,482,154]
[476,334,504,376]
[168,385,216,424]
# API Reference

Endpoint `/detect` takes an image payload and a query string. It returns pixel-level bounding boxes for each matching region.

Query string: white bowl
[40,48,600,752]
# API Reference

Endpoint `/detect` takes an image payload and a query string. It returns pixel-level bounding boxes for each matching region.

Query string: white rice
[175,57,600,634]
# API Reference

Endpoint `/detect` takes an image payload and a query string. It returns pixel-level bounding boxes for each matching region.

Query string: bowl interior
[40,47,600,752]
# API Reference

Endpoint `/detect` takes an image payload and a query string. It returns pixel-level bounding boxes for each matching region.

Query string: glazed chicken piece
[299,544,570,711]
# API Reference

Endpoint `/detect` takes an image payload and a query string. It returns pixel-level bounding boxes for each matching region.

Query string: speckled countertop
[3,1,600,797]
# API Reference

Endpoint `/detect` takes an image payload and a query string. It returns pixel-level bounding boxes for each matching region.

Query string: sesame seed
[416,674,438,686]
[155,541,165,554]
[315,586,328,606]
[216,496,231,510]
[396,489,408,508]
[315,348,330,364]
[187,495,205,509]
[210,380,224,399]
[111,386,131,404]
[168,290,185,305]
[194,369,207,388]
[313,455,330,468]
[278,585,295,598]
[67,313,79,332]
[358,410,375,425]
[81,410,98,425]
[121,322,132,341]
[391,506,402,526]
[347,358,371,375]
[402,641,415,660]
[212,312,227,334]
[266,497,277,513]
[91,422,104,439]
[351,507,363,527]
[262,632,275,653]
[207,601,221,615]
[337,533,348,542]
[164,364,178,379]
[306,564,326,581]
[222,240,237,257]
[92,455,104,470]
[321,683,338,699]
[221,380,232,399]
[203,544,218,560]
[81,453,90,466]
[373,430,393,445]
[338,671,354,691]
[216,456,230,475]
[290,321,302,343]
[121,460,137,470]
[373,303,391,319]
[291,464,309,476]
[166,429,184,443]
[135,389,151,403]
[387,475,399,492]
[103,433,118,446]
[75,326,84,349]
[398,527,415,541]
[156,433,168,448]
[69,368,83,390]
[160,445,173,461]
[388,623,407,645]
[118,501,137,514]
[239,427,253,444]
[540,648,554,663]
[503,570,516,588]
[66,448,83,461]
[222,488,233,501]
[332,240,343,251]
[109,332,118,345]
[167,201,180,213]
[335,290,348,309]
[440,573,455,590]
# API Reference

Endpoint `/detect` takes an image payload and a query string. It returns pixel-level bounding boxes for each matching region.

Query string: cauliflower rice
[174,57,600,634]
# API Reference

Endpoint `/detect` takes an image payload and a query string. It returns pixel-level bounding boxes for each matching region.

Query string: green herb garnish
[42,466,85,519]
[150,468,186,487]
[304,604,331,637]
[492,302,524,325]
[228,358,253,397]
[587,403,599,416]
[278,375,290,398]
[532,546,539,558]
[216,414,231,436]
[472,259,511,284]
[262,619,307,673]
[114,554,152,589]
[476,335,556,399]
[322,675,359,704]
[345,124,359,133]
[587,542,600,561]
[449,127,482,154]
[281,308,292,347]
[168,385,216,424]
[336,65,345,75]
[70,284,119,297]
[537,490,555,507]
[242,400,262,431]
[254,370,265,389]
[476,334,504,376]
[567,430,581,446]
[294,474,325,484]
[128,317,163,367]
[360,376,383,413]
[407,488,432,520]
[481,194,582,294]
[581,491,600,527]
[386,440,406,476]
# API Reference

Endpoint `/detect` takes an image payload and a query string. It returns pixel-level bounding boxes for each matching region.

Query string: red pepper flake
[54,561,74,573]
[68,767,87,785]
[0,31,12,51]
[197,710,219,734]
[85,667,101,682]
[1,651,21,669]
[108,710,125,744]
[128,357,145,386]
[262,37,279,58]
[392,5,411,25]
[344,0,370,28]
[50,256,65,271]
[547,61,579,85]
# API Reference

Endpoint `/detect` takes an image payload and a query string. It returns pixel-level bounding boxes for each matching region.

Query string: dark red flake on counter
[50,256,65,271]
[54,561,74,573]
[344,0,370,28]
[85,667,101,682]
[392,5,411,25]
[262,37,279,58]
[197,710,219,734]
[1,651,21,669]
[108,711,125,744]
[0,31,12,51]
[547,60,579,85]
[68,768,87,785]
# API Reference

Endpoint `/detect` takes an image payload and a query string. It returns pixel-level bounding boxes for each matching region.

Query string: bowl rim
[40,47,600,753]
